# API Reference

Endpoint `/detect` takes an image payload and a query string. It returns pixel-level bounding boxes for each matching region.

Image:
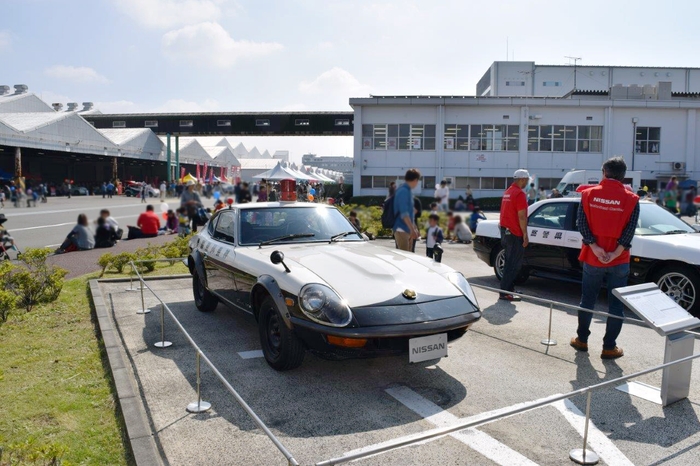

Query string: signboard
[613,283,700,336]
[445,138,454,150]
[388,137,397,150]
[411,138,421,150]
[362,138,372,149]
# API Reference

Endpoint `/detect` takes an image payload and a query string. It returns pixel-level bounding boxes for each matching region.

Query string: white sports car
[188,203,481,370]
[473,198,700,317]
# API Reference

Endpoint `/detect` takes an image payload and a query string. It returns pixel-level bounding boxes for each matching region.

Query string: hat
[513,169,530,179]
[185,180,195,186]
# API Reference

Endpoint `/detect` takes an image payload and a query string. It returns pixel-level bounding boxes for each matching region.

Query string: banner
[203,162,208,181]
[209,167,213,183]
[195,162,201,180]
[180,167,186,180]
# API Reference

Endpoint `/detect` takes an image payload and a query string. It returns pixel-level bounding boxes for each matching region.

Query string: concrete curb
[89,279,165,466]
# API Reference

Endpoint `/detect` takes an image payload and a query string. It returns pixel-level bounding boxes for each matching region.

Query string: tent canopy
[181,173,197,183]
[253,163,307,181]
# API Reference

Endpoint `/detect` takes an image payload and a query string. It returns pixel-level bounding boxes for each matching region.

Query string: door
[207,211,238,303]
[525,202,571,271]
[563,202,585,276]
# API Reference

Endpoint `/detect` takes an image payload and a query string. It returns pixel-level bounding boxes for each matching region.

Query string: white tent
[253,162,306,181]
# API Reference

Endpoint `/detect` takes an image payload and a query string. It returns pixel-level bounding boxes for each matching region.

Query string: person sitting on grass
[95,217,119,248]
[0,213,21,256]
[127,204,161,240]
[55,214,95,254]
[451,215,473,244]
[159,209,178,235]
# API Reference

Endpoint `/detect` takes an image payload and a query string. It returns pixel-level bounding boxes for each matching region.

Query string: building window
[217,120,231,127]
[361,176,372,189]
[542,81,561,87]
[295,119,310,126]
[256,119,270,127]
[144,120,158,128]
[444,125,518,151]
[422,176,436,190]
[362,124,435,151]
[335,119,350,126]
[180,120,194,127]
[635,127,660,154]
[506,81,525,86]
[528,125,602,152]
[112,121,126,128]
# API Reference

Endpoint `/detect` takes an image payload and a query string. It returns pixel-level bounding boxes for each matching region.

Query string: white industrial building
[351,65,700,198]
[302,153,353,179]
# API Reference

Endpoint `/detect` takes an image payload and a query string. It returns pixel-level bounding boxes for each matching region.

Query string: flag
[196,162,201,180]
[203,162,208,181]
[209,167,213,183]
[180,167,185,180]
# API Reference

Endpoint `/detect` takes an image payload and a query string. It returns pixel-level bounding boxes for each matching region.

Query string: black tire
[653,264,700,318]
[492,246,529,285]
[192,271,218,312]
[258,296,305,371]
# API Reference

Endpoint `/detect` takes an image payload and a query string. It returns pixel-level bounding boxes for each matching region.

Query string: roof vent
[0,85,10,96]
[81,102,94,111]
[52,103,64,111]
[66,102,79,112]
[13,84,28,94]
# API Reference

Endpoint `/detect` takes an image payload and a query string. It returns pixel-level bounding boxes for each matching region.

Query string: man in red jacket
[571,157,639,359]
[498,169,530,301]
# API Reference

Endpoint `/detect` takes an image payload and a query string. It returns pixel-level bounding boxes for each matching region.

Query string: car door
[206,211,238,303]
[525,202,571,271]
[562,201,585,277]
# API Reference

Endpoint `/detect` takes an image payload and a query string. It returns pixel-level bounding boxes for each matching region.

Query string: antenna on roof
[565,56,582,91]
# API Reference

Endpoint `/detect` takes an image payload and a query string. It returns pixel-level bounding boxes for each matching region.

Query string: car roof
[234,202,336,210]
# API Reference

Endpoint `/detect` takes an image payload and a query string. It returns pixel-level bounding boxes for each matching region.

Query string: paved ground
[95,238,700,466]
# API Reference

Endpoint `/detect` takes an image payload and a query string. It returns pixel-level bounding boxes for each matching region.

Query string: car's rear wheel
[258,296,305,371]
[492,246,529,285]
[653,265,700,318]
[192,271,218,312]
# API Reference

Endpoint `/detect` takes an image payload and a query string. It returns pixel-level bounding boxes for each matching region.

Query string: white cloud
[161,22,283,68]
[299,67,371,97]
[45,65,109,84]
[0,30,11,51]
[317,41,334,51]
[154,98,220,112]
[113,0,224,29]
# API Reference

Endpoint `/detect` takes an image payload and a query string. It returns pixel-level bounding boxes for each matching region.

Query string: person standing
[570,157,639,360]
[527,182,537,206]
[180,180,203,232]
[160,181,167,201]
[101,182,107,199]
[107,181,114,198]
[393,169,421,252]
[387,181,397,199]
[425,214,444,258]
[498,169,530,301]
[140,183,147,203]
[538,187,547,202]
[434,180,450,212]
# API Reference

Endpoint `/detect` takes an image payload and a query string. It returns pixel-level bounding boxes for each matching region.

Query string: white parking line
[385,386,538,465]
[2,203,140,217]
[238,350,264,359]
[552,399,634,466]
[11,215,134,232]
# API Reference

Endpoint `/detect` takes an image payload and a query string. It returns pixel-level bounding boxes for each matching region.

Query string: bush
[97,252,114,277]
[0,437,66,465]
[97,235,192,276]
[160,233,193,262]
[134,245,161,273]
[111,252,135,274]
[2,248,68,313]
[0,289,16,323]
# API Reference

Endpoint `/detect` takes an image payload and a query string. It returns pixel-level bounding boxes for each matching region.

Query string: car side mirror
[270,250,290,273]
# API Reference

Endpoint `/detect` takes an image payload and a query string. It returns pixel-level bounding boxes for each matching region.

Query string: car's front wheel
[654,265,700,318]
[258,296,305,371]
[192,271,218,312]
[493,246,529,285]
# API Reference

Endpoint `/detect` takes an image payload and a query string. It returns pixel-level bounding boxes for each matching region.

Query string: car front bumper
[473,236,497,265]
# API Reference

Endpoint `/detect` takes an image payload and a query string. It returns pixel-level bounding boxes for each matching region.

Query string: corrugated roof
[0,93,55,113]
[100,128,155,145]
[0,112,69,132]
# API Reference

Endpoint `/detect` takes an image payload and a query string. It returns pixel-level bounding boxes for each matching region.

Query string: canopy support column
[166,133,171,185]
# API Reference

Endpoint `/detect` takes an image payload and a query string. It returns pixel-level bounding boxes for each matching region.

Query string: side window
[213,212,236,243]
[528,203,569,230]
[207,215,219,235]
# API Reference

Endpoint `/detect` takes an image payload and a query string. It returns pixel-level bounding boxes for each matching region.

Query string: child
[177,207,191,237]
[348,210,361,231]
[0,213,21,257]
[426,213,444,259]
[446,211,456,240]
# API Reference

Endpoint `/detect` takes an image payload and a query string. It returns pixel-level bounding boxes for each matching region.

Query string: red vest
[578,179,639,267]
[499,183,528,237]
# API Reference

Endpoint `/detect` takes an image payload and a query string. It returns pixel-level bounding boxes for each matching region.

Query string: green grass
[0,261,188,465]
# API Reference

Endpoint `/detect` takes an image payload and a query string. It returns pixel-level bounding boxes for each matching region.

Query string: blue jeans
[577,262,630,350]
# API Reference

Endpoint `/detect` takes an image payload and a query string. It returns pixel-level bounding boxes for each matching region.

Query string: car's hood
[251,242,459,308]
[633,233,700,263]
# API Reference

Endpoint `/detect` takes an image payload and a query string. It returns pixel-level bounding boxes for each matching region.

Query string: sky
[2,0,700,163]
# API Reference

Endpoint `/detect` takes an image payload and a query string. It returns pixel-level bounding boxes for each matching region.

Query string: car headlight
[299,284,353,327]
[447,272,480,310]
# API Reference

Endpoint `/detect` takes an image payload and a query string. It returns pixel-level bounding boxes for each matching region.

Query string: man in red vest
[498,169,530,301]
[571,157,639,359]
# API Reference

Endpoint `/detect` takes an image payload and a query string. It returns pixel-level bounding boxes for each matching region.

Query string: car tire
[653,264,700,318]
[492,246,529,285]
[258,296,305,371]
[192,271,218,312]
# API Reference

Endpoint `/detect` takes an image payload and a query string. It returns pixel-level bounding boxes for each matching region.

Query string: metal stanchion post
[153,303,172,348]
[187,351,211,413]
[569,391,600,465]
[541,302,557,346]
[135,270,151,314]
[125,262,143,292]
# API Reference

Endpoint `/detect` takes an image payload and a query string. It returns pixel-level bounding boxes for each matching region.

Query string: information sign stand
[612,283,700,407]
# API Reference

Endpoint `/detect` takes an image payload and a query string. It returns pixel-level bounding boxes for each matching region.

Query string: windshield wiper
[664,229,692,235]
[259,233,315,247]
[330,231,360,242]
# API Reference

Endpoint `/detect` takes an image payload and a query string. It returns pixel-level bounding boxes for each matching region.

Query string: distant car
[473,198,700,317]
[124,184,159,198]
[188,202,482,370]
[70,187,89,196]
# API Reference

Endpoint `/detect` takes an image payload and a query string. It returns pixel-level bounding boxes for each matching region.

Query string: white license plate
[409,333,448,363]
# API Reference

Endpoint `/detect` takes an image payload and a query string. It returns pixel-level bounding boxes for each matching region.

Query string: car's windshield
[238,206,363,245]
[636,203,695,236]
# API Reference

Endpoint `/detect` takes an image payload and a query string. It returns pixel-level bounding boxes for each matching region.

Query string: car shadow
[137,298,470,439]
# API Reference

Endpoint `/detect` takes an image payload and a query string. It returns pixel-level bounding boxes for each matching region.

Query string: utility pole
[565,56,582,91]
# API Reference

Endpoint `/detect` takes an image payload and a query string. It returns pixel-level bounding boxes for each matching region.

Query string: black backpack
[381,195,397,229]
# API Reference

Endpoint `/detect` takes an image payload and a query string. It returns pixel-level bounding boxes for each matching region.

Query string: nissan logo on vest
[593,197,621,206]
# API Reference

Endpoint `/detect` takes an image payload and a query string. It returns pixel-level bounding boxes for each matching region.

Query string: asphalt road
[98,237,700,466]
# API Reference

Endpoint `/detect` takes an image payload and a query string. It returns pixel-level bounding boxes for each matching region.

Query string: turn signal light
[327,336,367,348]
[285,298,295,307]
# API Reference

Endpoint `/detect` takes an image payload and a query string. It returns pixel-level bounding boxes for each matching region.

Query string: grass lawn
[0,261,188,465]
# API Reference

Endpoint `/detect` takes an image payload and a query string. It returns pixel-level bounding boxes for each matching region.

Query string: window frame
[635,126,661,154]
